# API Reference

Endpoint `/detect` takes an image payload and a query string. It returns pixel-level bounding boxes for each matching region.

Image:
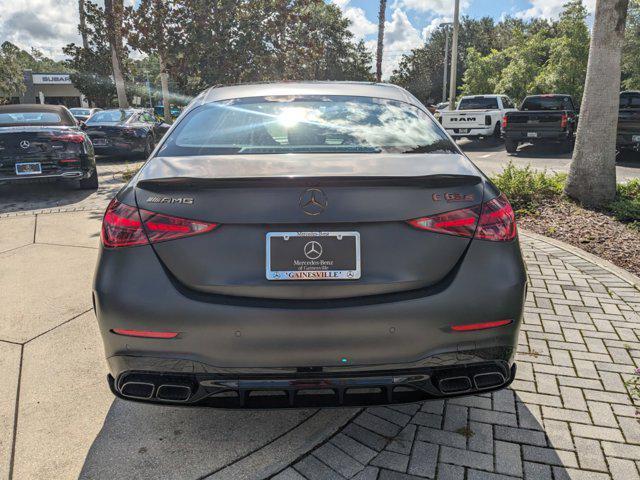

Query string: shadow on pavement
[512,143,572,159]
[79,398,316,480]
[455,138,505,153]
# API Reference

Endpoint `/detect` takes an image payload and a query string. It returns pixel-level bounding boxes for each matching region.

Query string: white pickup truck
[440,95,517,141]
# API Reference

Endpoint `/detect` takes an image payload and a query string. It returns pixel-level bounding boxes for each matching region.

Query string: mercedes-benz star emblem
[303,241,323,260]
[19,140,30,149]
[299,188,327,216]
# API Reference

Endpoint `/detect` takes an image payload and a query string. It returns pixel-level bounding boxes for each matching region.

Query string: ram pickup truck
[617,91,640,154]
[502,94,577,153]
[440,95,517,141]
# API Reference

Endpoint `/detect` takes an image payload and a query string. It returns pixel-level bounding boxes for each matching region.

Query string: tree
[565,0,629,207]
[79,0,90,50]
[0,43,24,102]
[105,0,129,108]
[126,0,175,122]
[64,1,118,107]
[375,0,386,82]
[621,0,640,89]
[460,47,507,95]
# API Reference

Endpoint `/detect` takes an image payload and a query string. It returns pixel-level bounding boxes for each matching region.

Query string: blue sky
[330,0,594,77]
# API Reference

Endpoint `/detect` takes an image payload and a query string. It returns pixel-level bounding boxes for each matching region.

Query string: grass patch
[121,164,140,181]
[491,162,566,215]
[491,163,640,229]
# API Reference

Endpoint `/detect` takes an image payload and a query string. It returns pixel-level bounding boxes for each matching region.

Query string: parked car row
[439,91,640,156]
[0,104,171,190]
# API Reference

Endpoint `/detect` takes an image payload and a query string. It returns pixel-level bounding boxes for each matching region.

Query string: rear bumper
[617,134,640,149]
[94,234,527,407]
[0,170,91,182]
[446,127,494,137]
[107,361,517,408]
[504,130,571,142]
[92,139,145,155]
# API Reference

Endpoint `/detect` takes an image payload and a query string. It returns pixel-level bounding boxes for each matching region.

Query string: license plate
[15,162,42,175]
[458,128,469,134]
[266,232,361,281]
[633,135,640,143]
[527,132,538,138]
[92,138,107,146]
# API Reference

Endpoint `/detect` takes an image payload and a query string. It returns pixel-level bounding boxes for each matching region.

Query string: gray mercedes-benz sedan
[94,81,526,408]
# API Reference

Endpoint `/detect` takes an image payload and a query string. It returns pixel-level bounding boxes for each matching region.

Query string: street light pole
[448,0,460,110]
[440,23,452,103]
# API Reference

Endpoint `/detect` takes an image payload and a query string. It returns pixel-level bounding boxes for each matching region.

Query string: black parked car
[617,91,640,156]
[94,81,526,409]
[84,109,171,158]
[502,94,578,154]
[0,104,98,189]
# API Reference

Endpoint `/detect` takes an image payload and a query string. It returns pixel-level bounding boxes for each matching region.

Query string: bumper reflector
[111,328,179,339]
[451,319,513,331]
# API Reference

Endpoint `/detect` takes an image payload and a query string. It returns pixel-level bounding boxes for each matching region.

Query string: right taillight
[407,193,516,242]
[101,198,219,248]
[501,115,508,129]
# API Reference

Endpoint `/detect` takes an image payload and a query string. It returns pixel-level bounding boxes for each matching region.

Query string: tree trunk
[159,53,171,124]
[105,0,129,108]
[565,0,629,207]
[375,0,386,82]
[78,0,89,51]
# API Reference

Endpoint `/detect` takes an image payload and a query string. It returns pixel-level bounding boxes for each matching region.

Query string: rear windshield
[0,111,62,125]
[86,110,134,124]
[158,95,455,156]
[521,96,573,111]
[458,97,498,110]
[70,108,91,116]
[620,93,640,109]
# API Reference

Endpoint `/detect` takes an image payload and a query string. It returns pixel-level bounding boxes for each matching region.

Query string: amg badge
[146,196,194,204]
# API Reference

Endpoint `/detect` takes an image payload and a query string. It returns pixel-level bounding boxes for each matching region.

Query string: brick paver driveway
[275,234,640,480]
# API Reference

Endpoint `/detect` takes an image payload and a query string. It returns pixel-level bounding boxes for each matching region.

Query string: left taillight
[101,198,219,248]
[407,193,516,242]
[50,133,85,143]
[560,113,568,129]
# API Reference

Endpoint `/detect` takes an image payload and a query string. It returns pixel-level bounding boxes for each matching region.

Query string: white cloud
[422,16,452,39]
[377,8,425,79]
[392,0,469,16]
[517,0,596,19]
[331,0,377,40]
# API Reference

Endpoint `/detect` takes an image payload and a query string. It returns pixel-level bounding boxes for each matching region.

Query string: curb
[520,228,640,290]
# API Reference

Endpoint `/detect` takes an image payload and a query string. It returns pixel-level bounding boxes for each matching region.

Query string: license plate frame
[632,135,640,143]
[266,231,361,281]
[15,162,42,175]
[458,128,469,134]
[527,132,538,138]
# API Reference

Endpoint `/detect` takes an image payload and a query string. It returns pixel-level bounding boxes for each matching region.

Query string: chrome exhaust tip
[438,376,472,394]
[156,384,192,402]
[120,381,154,399]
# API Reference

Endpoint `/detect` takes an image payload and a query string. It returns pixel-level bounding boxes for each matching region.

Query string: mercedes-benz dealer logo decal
[303,241,323,260]
[299,188,327,216]
[19,140,30,149]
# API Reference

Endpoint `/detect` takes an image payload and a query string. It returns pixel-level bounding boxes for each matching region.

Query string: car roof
[200,81,422,107]
[0,103,76,126]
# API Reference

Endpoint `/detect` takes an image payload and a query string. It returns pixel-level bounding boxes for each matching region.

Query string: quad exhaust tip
[118,375,194,403]
[157,384,192,402]
[437,369,507,394]
[120,381,154,399]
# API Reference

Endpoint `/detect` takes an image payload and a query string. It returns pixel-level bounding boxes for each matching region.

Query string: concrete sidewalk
[0,193,639,479]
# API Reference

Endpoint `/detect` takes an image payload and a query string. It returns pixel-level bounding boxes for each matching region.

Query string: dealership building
[13,70,89,107]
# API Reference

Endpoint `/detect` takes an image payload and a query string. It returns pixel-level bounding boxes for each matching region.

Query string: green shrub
[610,179,640,230]
[491,162,566,214]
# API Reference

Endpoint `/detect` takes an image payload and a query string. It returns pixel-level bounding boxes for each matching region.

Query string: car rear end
[617,91,640,151]
[93,84,526,408]
[441,96,500,138]
[0,106,96,185]
[503,95,576,144]
[84,110,146,155]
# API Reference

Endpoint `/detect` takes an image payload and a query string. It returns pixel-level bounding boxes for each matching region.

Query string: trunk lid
[134,153,486,300]
[505,111,566,132]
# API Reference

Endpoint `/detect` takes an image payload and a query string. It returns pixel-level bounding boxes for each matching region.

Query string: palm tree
[565,0,629,207]
[78,0,89,51]
[375,0,387,82]
[105,0,129,108]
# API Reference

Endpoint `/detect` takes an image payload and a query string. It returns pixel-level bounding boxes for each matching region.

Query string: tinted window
[86,110,134,124]
[159,95,455,156]
[70,108,91,116]
[0,112,62,125]
[458,97,499,110]
[521,96,573,111]
[620,93,640,109]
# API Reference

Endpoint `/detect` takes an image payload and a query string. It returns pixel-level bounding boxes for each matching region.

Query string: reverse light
[451,319,513,331]
[111,328,179,339]
[101,198,219,248]
[407,193,516,242]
